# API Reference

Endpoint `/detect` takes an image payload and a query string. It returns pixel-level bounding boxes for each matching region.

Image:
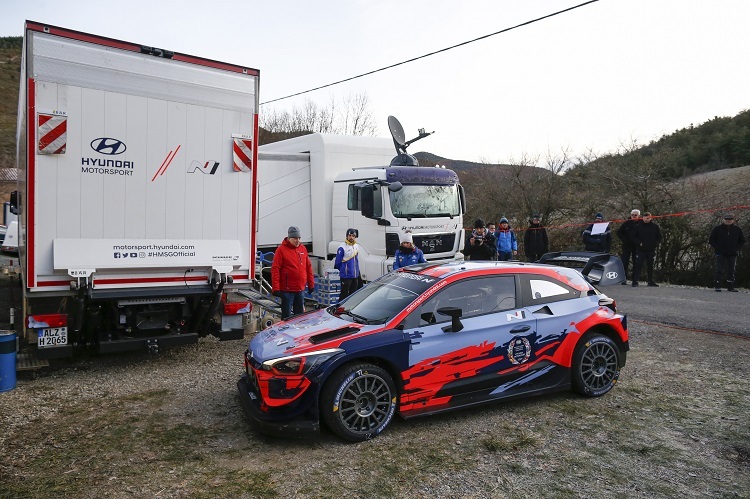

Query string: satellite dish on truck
[387,116,434,166]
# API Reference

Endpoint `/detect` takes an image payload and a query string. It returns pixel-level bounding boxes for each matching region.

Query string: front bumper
[237,374,320,438]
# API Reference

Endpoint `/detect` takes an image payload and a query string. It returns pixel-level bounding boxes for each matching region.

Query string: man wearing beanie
[393,231,426,269]
[631,212,662,287]
[334,228,362,300]
[495,216,517,261]
[523,214,548,262]
[709,214,745,292]
[272,226,315,319]
[463,218,497,261]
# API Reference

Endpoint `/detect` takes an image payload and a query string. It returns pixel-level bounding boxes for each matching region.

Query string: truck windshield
[389,185,460,218]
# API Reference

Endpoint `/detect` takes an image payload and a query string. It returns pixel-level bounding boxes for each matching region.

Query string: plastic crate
[314,275,341,293]
[323,269,340,281]
[315,291,340,306]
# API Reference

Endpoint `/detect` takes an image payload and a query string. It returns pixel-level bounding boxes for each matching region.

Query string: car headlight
[263,348,343,376]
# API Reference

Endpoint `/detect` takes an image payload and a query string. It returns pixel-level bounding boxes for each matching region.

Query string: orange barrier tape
[470,205,750,233]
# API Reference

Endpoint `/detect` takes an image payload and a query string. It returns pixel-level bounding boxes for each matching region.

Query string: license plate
[38,327,68,347]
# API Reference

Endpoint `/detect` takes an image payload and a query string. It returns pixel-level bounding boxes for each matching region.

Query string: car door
[398,274,537,416]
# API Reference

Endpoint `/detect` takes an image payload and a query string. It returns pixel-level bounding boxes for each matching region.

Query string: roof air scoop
[388,116,433,167]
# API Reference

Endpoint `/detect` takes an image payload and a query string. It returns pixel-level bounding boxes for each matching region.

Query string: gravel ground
[1,268,749,498]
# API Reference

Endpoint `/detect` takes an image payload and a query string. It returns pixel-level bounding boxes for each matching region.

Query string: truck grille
[413,233,456,255]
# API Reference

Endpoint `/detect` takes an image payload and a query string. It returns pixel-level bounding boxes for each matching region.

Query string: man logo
[606,272,619,279]
[90,138,127,155]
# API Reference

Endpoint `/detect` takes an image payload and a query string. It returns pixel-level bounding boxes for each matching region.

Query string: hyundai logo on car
[606,272,619,279]
[90,137,127,155]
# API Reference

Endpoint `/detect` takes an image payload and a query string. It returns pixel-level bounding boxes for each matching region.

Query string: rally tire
[572,333,620,397]
[321,363,397,442]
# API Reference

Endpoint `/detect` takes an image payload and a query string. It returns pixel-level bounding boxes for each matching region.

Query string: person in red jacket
[271,226,315,319]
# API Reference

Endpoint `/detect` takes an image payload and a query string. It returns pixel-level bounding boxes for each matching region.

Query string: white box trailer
[257,132,465,283]
[15,21,259,358]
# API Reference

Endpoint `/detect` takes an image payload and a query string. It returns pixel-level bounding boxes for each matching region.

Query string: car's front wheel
[321,363,397,442]
[572,333,620,397]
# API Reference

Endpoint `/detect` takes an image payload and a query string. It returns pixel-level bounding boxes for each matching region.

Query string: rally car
[238,255,628,441]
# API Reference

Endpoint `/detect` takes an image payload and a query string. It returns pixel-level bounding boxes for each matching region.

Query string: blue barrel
[0,331,17,392]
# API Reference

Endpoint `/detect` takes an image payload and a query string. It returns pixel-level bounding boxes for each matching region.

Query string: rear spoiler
[538,251,625,286]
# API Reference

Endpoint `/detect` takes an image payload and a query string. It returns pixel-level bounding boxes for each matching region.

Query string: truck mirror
[361,186,375,218]
[9,191,19,215]
[458,185,466,214]
[387,181,403,193]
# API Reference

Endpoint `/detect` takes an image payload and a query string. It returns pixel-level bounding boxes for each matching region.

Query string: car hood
[249,309,373,362]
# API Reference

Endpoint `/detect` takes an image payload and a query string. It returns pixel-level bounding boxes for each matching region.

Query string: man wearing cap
[393,231,426,269]
[617,209,641,284]
[523,214,548,263]
[463,218,497,261]
[709,214,745,292]
[271,226,315,319]
[334,228,362,300]
[582,212,612,253]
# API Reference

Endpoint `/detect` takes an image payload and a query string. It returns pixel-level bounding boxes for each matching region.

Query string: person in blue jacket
[334,228,362,300]
[393,232,426,269]
[495,217,517,261]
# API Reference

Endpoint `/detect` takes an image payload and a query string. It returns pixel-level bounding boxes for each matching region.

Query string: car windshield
[389,184,460,218]
[332,271,439,325]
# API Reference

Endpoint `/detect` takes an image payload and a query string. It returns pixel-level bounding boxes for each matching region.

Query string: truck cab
[330,165,464,279]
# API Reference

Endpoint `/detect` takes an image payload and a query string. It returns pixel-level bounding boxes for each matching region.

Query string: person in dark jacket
[272,226,315,319]
[334,228,362,300]
[523,214,549,262]
[393,231,426,269]
[463,218,497,261]
[582,212,612,253]
[631,212,662,287]
[616,209,641,284]
[709,214,746,292]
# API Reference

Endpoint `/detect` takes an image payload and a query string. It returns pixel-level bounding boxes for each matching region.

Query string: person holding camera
[463,218,497,261]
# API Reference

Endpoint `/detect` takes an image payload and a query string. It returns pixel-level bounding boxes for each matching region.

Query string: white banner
[54,238,243,270]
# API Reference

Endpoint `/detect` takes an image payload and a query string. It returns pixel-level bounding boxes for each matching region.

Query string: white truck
[14,21,259,358]
[256,117,466,284]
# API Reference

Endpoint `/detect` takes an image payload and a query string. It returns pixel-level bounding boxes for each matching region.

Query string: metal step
[16,351,50,371]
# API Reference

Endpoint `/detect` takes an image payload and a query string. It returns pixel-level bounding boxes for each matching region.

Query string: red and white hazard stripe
[38,113,67,155]
[233,137,253,172]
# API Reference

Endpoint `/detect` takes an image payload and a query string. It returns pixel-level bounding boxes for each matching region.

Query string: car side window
[403,276,516,328]
[525,276,578,305]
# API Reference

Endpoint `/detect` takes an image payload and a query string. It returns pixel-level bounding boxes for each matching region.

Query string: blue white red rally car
[238,253,628,441]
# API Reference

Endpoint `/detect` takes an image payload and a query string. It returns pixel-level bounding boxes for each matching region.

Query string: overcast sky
[2,0,748,164]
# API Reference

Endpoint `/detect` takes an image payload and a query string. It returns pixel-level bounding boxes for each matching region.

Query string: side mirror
[361,185,375,218]
[9,191,19,215]
[437,306,463,332]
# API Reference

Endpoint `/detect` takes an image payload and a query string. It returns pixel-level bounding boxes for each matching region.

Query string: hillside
[0,37,22,167]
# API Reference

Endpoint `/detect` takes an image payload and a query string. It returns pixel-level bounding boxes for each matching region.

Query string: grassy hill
[0,37,22,167]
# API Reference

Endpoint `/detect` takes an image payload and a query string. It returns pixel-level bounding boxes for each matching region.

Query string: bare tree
[260,92,377,143]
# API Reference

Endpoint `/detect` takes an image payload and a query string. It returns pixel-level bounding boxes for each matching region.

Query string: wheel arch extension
[323,355,405,394]
[584,324,629,367]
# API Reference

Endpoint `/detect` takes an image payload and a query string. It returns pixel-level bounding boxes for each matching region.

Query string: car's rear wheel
[572,333,620,397]
[321,363,397,442]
